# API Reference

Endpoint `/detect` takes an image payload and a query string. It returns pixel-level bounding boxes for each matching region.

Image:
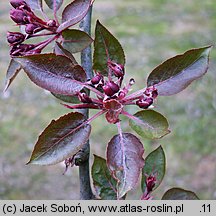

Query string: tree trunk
[74,6,94,200]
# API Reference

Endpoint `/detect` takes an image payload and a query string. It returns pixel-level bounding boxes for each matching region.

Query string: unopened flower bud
[146,174,156,193]
[78,93,92,103]
[144,86,158,99]
[103,81,120,97]
[108,61,124,78]
[25,23,41,34]
[10,0,27,8]
[47,19,57,27]
[136,97,153,109]
[129,78,135,86]
[152,89,158,99]
[10,9,28,24]
[10,43,35,56]
[118,90,126,100]
[7,31,25,45]
[91,73,104,85]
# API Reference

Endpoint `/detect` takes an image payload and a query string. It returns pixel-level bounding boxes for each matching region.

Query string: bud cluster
[8,0,58,56]
[64,58,158,125]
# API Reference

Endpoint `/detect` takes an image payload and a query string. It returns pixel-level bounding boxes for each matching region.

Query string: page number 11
[201,204,211,213]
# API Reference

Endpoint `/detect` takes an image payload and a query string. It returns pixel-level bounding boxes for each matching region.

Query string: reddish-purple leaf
[44,0,63,11]
[141,146,166,192]
[26,0,43,11]
[93,20,125,75]
[162,188,199,200]
[92,155,117,200]
[107,133,144,198]
[52,43,81,103]
[14,54,86,96]
[27,112,91,165]
[54,42,78,65]
[57,0,91,33]
[104,99,123,124]
[62,29,93,53]
[4,59,22,92]
[147,46,212,96]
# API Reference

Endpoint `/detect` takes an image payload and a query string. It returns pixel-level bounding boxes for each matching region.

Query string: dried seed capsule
[103,81,120,97]
[7,31,25,45]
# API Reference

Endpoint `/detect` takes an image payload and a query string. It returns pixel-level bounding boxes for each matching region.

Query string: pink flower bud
[10,9,28,24]
[25,24,41,34]
[103,81,120,97]
[108,61,124,78]
[91,73,104,85]
[7,31,25,45]
[136,97,153,109]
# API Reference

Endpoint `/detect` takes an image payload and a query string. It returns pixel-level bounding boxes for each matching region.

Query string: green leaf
[4,59,22,92]
[54,42,78,64]
[62,29,93,53]
[44,0,63,11]
[107,133,144,198]
[14,54,86,96]
[28,112,91,165]
[26,0,43,11]
[92,155,117,200]
[93,20,125,76]
[162,188,199,200]
[57,0,91,33]
[129,110,170,139]
[141,146,166,192]
[147,46,212,96]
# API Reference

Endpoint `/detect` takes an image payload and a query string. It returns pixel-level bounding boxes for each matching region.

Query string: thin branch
[122,88,146,102]
[83,83,104,97]
[61,103,101,110]
[76,5,94,200]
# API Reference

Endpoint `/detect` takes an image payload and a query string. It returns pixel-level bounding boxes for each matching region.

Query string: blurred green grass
[0,0,216,199]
